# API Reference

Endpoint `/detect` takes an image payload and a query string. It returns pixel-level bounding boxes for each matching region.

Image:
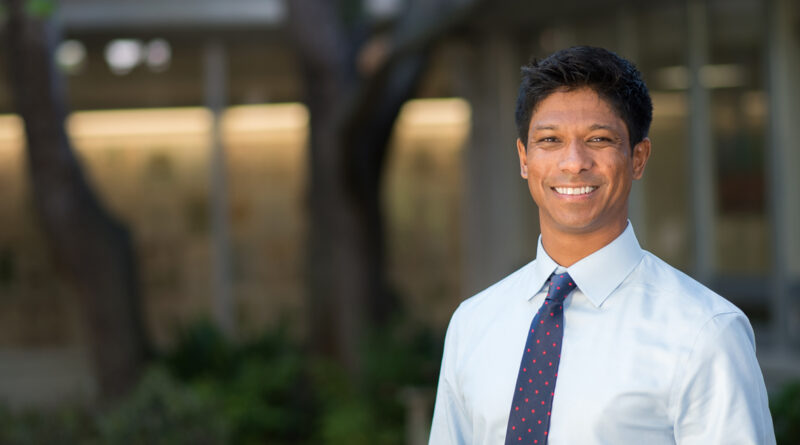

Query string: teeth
[554,186,597,195]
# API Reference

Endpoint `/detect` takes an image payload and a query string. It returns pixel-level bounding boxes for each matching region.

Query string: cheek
[527,153,554,180]
[527,169,551,195]
[605,154,633,182]
[525,174,547,203]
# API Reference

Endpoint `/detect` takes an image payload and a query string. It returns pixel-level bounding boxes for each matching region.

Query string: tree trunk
[3,0,149,401]
[288,0,428,376]
[287,0,480,376]
[301,49,430,376]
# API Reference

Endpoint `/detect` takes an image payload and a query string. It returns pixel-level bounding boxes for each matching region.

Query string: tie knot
[547,272,575,303]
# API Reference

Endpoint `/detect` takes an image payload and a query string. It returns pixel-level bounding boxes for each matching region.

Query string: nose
[558,139,593,174]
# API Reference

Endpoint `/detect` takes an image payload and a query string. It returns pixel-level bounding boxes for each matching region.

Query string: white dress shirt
[429,223,775,444]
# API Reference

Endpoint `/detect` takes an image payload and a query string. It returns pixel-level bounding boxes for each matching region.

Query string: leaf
[25,0,56,18]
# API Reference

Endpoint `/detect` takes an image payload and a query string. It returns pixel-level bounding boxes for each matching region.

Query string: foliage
[163,320,312,444]
[97,367,228,445]
[0,404,96,445]
[163,320,239,381]
[4,324,800,443]
[0,319,442,444]
[771,380,800,445]
[24,0,55,17]
[310,318,441,445]
[159,318,441,444]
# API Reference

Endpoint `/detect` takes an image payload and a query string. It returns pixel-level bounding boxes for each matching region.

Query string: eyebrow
[589,124,619,132]
[531,123,621,132]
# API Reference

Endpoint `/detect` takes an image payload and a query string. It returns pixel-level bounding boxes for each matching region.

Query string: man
[429,46,775,444]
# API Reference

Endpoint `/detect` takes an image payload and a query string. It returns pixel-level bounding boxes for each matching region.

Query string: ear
[631,137,651,180]
[517,138,529,179]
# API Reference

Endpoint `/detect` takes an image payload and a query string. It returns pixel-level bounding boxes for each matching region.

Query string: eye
[588,136,611,143]
[538,137,559,143]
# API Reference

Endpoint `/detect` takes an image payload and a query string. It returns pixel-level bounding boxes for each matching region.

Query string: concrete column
[401,387,432,445]
[766,0,800,348]
[461,35,536,296]
[686,0,716,285]
[204,39,235,338]
[616,8,648,244]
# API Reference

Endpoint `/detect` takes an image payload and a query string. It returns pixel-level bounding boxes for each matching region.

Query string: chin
[551,214,597,230]
[553,214,619,234]
[556,224,599,235]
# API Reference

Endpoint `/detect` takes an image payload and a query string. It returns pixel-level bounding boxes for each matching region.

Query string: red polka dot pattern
[504,272,575,445]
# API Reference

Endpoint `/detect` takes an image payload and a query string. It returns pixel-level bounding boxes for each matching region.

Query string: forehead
[529,87,625,130]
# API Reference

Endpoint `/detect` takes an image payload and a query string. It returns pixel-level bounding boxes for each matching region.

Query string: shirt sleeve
[671,312,776,444]
[429,307,472,445]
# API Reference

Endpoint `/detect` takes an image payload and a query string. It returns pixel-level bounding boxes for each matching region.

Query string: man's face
[516,87,650,240]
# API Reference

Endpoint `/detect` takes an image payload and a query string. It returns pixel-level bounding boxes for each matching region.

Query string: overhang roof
[59,0,286,31]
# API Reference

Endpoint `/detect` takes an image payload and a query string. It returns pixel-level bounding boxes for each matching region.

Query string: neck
[540,219,628,267]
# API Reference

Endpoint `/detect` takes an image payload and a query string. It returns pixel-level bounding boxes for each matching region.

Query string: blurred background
[0,0,799,443]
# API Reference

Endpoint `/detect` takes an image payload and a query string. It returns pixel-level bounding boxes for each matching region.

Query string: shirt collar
[529,222,644,307]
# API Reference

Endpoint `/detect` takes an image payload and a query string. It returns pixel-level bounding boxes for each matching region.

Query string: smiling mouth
[552,186,598,196]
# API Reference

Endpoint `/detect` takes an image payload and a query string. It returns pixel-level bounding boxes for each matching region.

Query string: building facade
[0,0,797,405]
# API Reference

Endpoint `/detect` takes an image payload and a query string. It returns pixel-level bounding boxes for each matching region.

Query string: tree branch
[286,0,350,80]
[338,0,485,144]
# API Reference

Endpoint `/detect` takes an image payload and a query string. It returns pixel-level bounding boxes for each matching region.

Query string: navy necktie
[505,272,575,445]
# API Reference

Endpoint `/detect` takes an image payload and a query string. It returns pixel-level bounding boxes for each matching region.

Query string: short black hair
[515,46,652,150]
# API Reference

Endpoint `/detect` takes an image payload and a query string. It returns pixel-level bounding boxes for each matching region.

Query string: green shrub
[0,404,96,445]
[0,318,444,445]
[97,367,228,445]
[162,320,313,444]
[164,320,238,382]
[771,380,800,445]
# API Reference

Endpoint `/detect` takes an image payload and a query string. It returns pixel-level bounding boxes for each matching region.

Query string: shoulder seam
[666,311,744,421]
